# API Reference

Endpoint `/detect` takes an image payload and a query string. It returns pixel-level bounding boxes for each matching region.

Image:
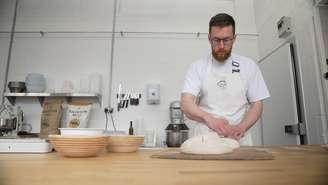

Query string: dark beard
[212,48,232,62]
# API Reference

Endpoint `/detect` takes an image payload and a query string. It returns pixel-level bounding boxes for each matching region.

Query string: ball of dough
[221,137,240,149]
[180,133,240,154]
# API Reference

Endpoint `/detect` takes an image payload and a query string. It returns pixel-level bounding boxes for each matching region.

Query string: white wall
[0,0,15,103]
[254,0,328,144]
[317,7,328,121]
[115,0,234,33]
[15,0,114,32]
[319,7,328,57]
[0,36,10,104]
[0,0,261,146]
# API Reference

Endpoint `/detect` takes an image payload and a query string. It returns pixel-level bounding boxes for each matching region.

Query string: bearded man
[181,13,270,145]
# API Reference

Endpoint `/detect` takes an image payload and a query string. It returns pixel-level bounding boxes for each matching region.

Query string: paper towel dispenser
[146,83,160,104]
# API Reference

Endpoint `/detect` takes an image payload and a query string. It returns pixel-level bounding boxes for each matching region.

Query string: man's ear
[232,34,237,43]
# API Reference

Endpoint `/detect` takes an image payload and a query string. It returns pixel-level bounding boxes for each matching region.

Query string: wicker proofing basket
[49,135,108,157]
[107,135,144,153]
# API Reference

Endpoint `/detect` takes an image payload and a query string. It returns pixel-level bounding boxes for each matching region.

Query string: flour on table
[180,133,240,154]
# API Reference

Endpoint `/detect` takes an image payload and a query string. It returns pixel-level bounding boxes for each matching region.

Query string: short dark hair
[209,13,235,35]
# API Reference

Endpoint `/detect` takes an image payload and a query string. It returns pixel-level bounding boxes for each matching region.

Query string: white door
[259,43,303,145]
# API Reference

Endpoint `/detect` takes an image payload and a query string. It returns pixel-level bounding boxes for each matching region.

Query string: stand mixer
[165,101,189,147]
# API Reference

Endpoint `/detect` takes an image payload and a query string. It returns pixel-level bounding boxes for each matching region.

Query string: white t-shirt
[182,53,270,103]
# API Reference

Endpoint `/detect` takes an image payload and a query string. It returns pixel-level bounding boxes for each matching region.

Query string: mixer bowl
[8,81,26,93]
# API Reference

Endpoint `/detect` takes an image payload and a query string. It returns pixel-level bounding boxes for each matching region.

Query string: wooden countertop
[0,145,327,185]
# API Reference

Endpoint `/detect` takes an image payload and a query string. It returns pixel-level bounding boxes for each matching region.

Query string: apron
[191,56,253,146]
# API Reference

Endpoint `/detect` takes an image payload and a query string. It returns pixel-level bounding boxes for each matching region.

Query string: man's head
[208,13,236,62]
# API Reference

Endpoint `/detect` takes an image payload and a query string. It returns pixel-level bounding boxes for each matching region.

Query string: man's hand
[204,116,233,137]
[229,125,245,140]
[181,93,256,139]
[227,101,263,140]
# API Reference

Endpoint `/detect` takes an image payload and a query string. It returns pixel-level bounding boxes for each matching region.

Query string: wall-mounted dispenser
[146,83,160,104]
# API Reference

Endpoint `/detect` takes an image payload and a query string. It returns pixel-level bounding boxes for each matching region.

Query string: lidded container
[25,73,46,93]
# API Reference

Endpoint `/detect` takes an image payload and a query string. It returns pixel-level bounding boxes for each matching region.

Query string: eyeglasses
[210,37,234,46]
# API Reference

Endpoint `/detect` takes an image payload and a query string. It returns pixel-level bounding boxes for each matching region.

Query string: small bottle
[129,121,134,135]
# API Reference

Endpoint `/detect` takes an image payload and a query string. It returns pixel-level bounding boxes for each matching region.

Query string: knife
[117,83,122,111]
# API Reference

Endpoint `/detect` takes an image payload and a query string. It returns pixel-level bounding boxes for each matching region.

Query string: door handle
[324,72,328,80]
[284,123,306,135]
[285,124,299,135]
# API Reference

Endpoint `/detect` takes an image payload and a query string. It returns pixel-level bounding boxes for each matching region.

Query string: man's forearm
[181,93,210,124]
[238,101,263,132]
[181,93,244,137]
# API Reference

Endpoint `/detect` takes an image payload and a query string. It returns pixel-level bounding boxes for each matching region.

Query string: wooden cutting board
[322,144,328,151]
[151,147,274,160]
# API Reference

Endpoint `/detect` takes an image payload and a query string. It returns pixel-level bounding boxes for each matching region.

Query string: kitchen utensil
[130,94,135,105]
[0,118,17,132]
[165,124,189,147]
[49,135,108,157]
[165,100,189,147]
[7,81,26,93]
[151,147,274,160]
[19,123,32,133]
[107,135,144,152]
[117,83,122,111]
[59,128,105,136]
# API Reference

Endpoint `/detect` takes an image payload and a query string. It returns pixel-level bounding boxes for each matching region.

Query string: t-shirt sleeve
[182,62,202,96]
[247,63,270,102]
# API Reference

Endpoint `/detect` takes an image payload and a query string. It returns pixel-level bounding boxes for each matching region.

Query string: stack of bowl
[48,128,107,157]
[107,135,144,153]
[25,73,46,93]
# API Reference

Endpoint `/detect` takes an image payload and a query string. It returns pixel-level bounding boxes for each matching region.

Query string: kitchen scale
[0,137,52,153]
[0,105,52,153]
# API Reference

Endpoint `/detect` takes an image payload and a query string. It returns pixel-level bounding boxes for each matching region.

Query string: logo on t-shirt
[232,61,240,73]
[217,80,227,88]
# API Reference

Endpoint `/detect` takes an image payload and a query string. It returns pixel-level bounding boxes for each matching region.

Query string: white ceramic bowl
[59,128,105,136]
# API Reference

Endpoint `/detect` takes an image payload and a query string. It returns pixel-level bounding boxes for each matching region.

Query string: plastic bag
[40,98,63,138]
[65,101,92,128]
